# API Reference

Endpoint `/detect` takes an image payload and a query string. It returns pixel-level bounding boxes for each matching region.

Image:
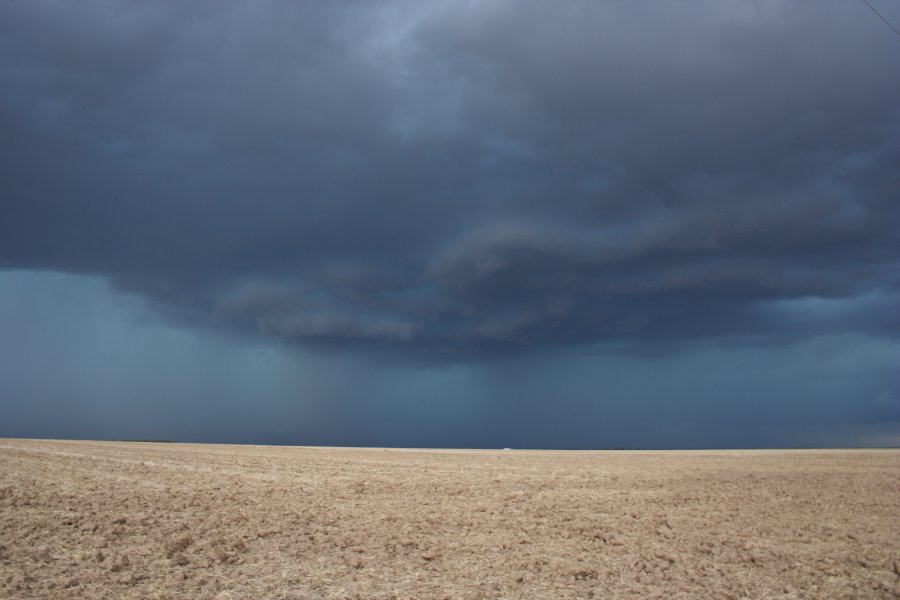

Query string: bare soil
[0,439,898,599]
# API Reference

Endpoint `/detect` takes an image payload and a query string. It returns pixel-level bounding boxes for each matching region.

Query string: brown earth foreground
[0,439,898,599]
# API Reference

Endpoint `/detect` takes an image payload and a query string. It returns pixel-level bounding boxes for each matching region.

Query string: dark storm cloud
[2,0,899,358]
[2,270,898,448]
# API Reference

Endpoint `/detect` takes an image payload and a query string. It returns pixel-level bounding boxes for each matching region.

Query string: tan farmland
[0,439,898,599]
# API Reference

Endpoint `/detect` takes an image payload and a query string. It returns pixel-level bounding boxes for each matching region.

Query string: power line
[860,0,900,38]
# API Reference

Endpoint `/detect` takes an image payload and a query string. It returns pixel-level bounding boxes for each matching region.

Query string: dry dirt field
[0,439,898,599]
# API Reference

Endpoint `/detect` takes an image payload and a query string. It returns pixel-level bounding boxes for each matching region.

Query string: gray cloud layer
[2,0,899,359]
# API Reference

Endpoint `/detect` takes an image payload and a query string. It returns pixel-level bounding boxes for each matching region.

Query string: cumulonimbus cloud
[1,0,898,359]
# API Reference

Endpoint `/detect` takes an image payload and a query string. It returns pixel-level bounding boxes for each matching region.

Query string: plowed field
[1,439,898,599]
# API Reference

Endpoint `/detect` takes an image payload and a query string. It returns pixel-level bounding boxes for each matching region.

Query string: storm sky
[1,0,898,448]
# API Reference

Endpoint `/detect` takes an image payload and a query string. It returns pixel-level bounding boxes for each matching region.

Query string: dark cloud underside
[2,0,899,359]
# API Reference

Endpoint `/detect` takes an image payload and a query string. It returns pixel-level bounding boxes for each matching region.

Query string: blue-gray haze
[1,0,898,448]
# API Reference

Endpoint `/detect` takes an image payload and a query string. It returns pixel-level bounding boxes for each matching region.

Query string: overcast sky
[1,0,898,448]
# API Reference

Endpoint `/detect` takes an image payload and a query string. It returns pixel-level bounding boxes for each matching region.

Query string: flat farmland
[0,439,897,599]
